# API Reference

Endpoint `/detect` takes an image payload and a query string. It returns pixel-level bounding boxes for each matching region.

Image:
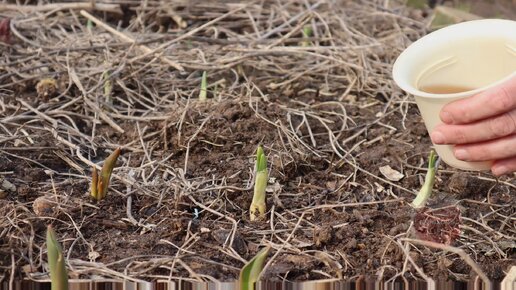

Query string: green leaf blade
[46,226,60,275]
[46,226,68,290]
[99,147,121,199]
[239,247,270,290]
[53,254,68,290]
[91,167,99,200]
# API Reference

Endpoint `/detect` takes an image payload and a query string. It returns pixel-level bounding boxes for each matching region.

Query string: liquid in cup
[392,19,516,171]
[418,85,474,94]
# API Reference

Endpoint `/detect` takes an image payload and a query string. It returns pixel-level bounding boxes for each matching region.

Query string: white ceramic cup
[393,19,516,171]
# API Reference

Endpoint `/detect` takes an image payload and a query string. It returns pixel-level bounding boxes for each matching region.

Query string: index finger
[440,76,516,125]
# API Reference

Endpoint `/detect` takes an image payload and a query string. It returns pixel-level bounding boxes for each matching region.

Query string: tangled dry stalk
[0,0,514,284]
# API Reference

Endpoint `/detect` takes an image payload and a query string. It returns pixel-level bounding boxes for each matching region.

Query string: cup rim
[392,19,516,99]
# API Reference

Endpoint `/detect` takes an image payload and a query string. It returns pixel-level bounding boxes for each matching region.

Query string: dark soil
[0,0,514,284]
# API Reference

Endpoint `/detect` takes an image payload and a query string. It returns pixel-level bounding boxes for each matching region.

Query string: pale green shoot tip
[250,146,268,221]
[199,71,207,101]
[256,146,267,172]
[301,25,313,47]
[411,150,440,209]
[91,147,121,201]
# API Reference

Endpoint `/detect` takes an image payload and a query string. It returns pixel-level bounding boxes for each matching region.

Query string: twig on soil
[265,16,313,49]
[183,115,212,174]
[70,260,149,283]
[291,198,403,213]
[461,216,514,240]
[79,10,183,71]
[476,175,516,190]
[124,194,155,230]
[386,237,435,290]
[459,224,505,259]
[261,212,306,276]
[401,238,491,287]
[0,3,122,14]
[187,195,238,250]
[128,5,249,65]
[258,0,324,40]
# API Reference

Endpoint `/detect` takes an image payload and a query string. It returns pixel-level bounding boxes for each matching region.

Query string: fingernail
[454,149,469,160]
[492,165,508,176]
[431,131,446,144]
[441,111,454,124]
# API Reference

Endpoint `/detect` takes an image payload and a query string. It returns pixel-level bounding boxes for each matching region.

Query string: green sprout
[86,19,93,32]
[412,150,440,208]
[301,25,313,47]
[250,146,268,221]
[199,71,207,101]
[91,147,121,201]
[46,226,68,290]
[239,247,270,290]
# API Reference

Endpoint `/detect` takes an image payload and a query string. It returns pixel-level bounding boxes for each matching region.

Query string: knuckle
[446,106,467,123]
[454,128,469,144]
[474,146,490,161]
[505,159,516,171]
[494,87,515,111]
[457,106,474,124]
[501,142,514,158]
[489,113,516,137]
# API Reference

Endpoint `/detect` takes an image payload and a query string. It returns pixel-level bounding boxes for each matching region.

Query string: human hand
[430,76,516,176]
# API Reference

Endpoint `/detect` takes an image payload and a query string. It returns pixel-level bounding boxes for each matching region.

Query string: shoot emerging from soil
[199,71,207,101]
[301,25,313,47]
[91,147,121,201]
[86,19,93,32]
[250,146,268,221]
[46,226,68,290]
[411,150,440,209]
[239,247,270,290]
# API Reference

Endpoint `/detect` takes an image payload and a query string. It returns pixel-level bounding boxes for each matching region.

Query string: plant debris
[413,206,462,245]
[379,165,404,181]
[0,0,514,284]
[36,78,58,101]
